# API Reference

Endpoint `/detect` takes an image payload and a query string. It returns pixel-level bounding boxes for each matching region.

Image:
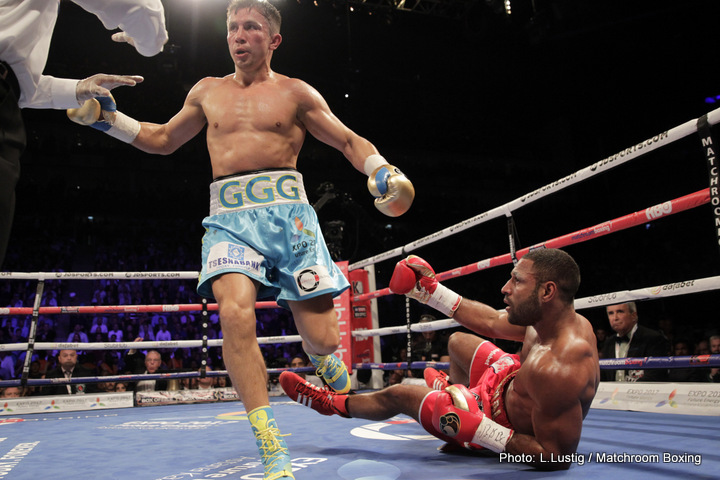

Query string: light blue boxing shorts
[197,168,350,309]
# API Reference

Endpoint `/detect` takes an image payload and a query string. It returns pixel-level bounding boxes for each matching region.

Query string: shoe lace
[295,381,335,411]
[315,357,343,383]
[255,426,291,470]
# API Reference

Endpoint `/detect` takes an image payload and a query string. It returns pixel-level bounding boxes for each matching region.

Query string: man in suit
[43,349,96,395]
[124,345,167,392]
[601,302,670,382]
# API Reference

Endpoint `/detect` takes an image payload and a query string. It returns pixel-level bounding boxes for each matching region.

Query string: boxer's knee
[217,300,257,339]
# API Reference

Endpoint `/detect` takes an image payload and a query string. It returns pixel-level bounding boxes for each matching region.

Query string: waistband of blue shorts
[209,168,308,215]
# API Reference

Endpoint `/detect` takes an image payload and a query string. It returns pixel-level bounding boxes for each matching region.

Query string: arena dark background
[5,0,720,344]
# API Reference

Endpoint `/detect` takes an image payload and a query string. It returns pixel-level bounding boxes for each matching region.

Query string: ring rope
[3,352,716,389]
[349,107,720,271]
[353,188,710,303]
[0,366,319,388]
[352,356,720,372]
[0,301,279,316]
[0,334,304,353]
[0,273,715,351]
[352,274,720,338]
[0,271,200,280]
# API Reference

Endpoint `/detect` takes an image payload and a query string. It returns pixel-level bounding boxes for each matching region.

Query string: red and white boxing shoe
[424,367,450,391]
[279,371,350,418]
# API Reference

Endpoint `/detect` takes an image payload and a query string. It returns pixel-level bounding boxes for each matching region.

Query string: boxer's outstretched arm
[132,79,209,154]
[453,299,527,342]
[67,77,209,151]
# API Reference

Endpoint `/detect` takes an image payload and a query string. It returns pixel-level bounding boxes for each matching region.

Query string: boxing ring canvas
[0,398,717,479]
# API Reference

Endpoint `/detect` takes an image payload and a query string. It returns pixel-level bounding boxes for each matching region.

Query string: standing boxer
[67,1,414,478]
[0,0,167,267]
[281,249,599,470]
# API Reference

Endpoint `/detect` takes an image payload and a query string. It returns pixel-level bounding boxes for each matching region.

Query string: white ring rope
[0,271,199,280]
[348,106,720,270]
[353,275,720,338]
[0,335,304,353]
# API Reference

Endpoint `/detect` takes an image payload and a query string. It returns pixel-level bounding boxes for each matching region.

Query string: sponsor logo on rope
[590,131,669,172]
[124,272,182,278]
[520,173,579,203]
[646,201,672,220]
[585,293,617,304]
[648,280,696,295]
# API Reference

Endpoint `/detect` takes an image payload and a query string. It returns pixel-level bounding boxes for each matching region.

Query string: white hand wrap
[471,416,514,453]
[423,284,462,318]
[363,154,387,176]
[104,111,141,144]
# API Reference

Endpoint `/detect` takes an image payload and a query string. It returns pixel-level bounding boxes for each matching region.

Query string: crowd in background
[1,214,718,397]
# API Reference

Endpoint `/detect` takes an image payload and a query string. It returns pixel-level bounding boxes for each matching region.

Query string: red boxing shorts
[418,340,520,449]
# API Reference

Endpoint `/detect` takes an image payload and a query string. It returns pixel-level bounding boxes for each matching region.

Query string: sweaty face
[502,259,542,326]
[226,8,277,69]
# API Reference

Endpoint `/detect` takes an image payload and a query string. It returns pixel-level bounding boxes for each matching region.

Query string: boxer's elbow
[133,125,180,155]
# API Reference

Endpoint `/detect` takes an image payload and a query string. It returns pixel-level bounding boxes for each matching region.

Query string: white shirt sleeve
[72,0,168,57]
[0,0,167,109]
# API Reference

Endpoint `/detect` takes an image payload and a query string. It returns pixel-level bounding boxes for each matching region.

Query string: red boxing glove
[389,255,462,317]
[432,385,514,453]
[388,258,417,295]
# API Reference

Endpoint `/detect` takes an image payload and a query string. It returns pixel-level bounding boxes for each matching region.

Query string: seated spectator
[595,327,609,357]
[290,354,323,388]
[90,317,108,336]
[66,324,89,343]
[216,374,231,388]
[0,386,24,398]
[156,323,172,341]
[115,382,128,392]
[36,321,57,343]
[196,366,214,390]
[42,349,96,395]
[412,314,450,362]
[137,321,155,342]
[181,372,198,390]
[0,352,16,380]
[600,302,670,382]
[26,360,43,396]
[709,335,720,383]
[98,351,119,377]
[108,321,123,343]
[124,344,167,392]
[668,338,708,382]
[695,339,710,355]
